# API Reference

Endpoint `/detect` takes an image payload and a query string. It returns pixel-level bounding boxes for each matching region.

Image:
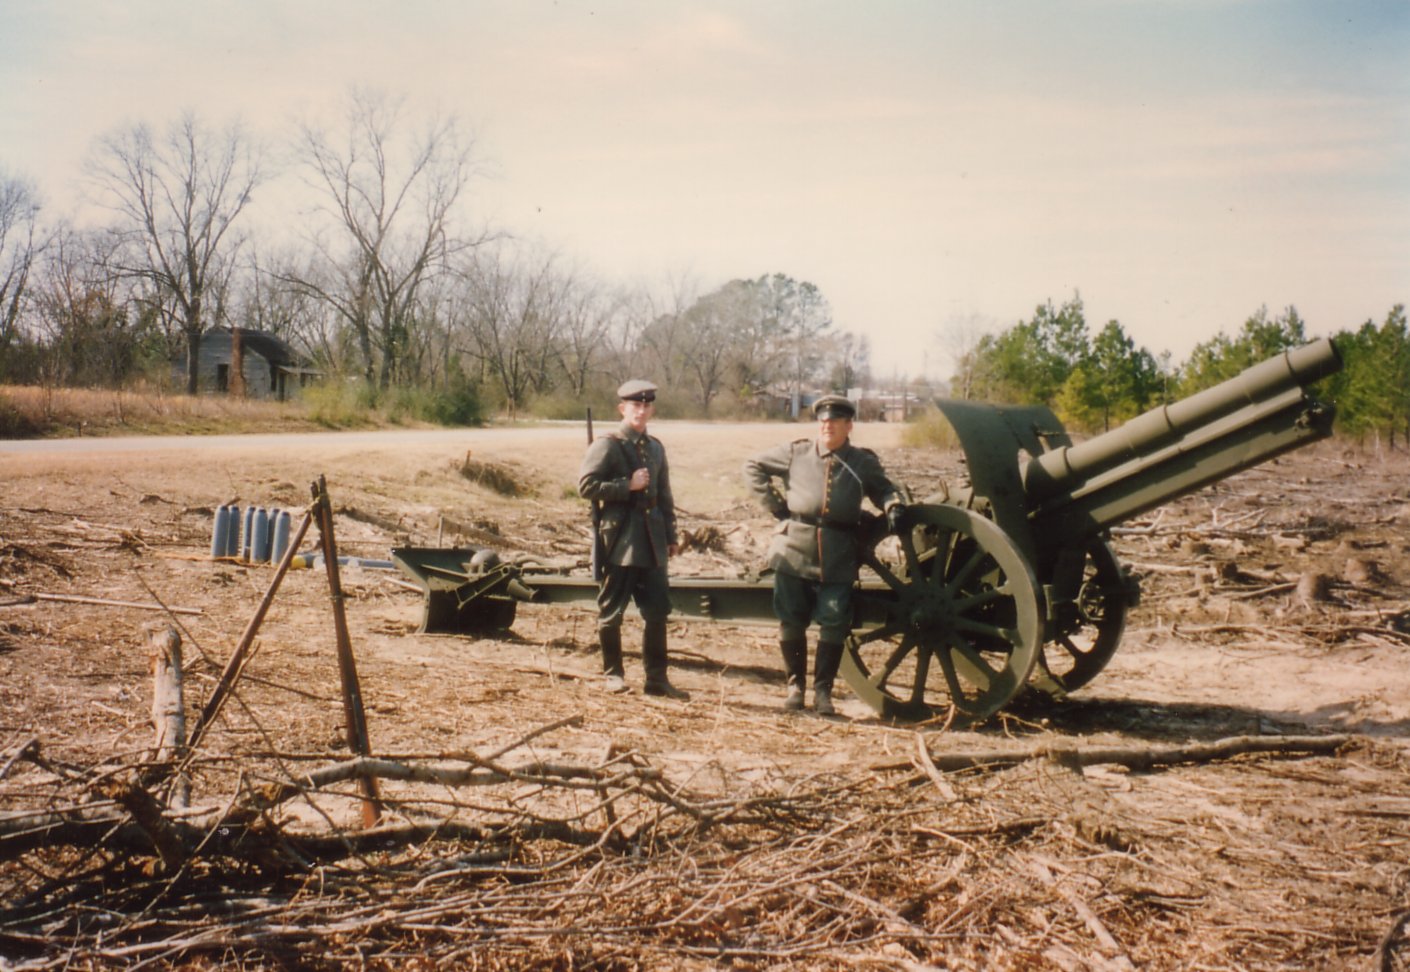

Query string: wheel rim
[843,504,1044,725]
[1030,538,1127,697]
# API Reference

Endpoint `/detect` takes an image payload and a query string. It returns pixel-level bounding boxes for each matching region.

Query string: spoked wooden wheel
[1029,538,1129,698]
[844,504,1044,725]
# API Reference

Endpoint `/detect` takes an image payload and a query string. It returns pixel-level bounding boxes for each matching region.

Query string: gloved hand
[886,504,907,534]
[773,506,790,521]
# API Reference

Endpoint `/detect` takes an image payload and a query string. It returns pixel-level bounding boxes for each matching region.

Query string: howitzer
[394,338,1341,725]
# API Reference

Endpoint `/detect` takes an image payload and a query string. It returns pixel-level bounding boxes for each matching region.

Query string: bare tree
[635,274,700,396]
[0,170,46,362]
[556,275,623,398]
[825,330,871,394]
[28,226,160,388]
[455,246,566,418]
[759,274,832,415]
[674,280,747,411]
[939,311,998,401]
[87,112,262,394]
[287,89,485,390]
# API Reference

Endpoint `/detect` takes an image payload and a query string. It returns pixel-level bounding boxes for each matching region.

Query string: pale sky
[2,0,1406,378]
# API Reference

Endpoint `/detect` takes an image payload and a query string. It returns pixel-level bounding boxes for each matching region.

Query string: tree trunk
[184,327,201,395]
[148,623,189,809]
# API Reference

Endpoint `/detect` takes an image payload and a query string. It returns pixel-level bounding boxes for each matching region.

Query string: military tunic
[579,422,677,567]
[579,421,677,634]
[744,438,904,583]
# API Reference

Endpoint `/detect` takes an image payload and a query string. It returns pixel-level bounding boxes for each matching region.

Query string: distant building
[178,327,319,401]
[847,388,924,422]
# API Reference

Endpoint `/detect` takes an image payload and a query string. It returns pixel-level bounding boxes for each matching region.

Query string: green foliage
[300,380,380,428]
[1179,306,1307,395]
[950,296,1410,449]
[1327,304,1409,448]
[966,295,1092,406]
[300,375,485,428]
[1054,320,1163,432]
[410,376,485,427]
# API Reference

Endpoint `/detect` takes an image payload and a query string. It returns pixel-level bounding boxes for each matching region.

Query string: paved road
[0,420,783,456]
[0,424,598,456]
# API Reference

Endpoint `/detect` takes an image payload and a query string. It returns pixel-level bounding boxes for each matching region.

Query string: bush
[0,393,44,438]
[300,380,378,429]
[900,406,959,450]
[523,390,590,422]
[388,380,486,426]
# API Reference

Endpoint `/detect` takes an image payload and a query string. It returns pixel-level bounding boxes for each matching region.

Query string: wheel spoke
[952,583,1007,614]
[896,530,926,582]
[1053,634,1085,661]
[1031,538,1129,697]
[869,633,917,688]
[925,529,959,589]
[855,621,906,645]
[864,553,909,594]
[909,643,932,701]
[936,634,979,700]
[841,503,1044,724]
[954,618,1022,648]
[944,547,991,596]
[946,636,1002,692]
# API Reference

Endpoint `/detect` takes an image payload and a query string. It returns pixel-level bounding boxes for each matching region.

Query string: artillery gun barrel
[1020,337,1341,504]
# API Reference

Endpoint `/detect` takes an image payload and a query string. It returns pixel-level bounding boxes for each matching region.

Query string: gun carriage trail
[2,417,1409,970]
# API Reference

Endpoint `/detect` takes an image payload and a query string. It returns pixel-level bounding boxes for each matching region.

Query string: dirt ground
[2,421,1409,970]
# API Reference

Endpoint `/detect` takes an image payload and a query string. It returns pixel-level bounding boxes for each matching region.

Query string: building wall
[181,334,280,398]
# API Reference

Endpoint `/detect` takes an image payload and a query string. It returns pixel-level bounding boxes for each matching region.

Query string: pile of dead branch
[459,453,532,498]
[5,718,1407,969]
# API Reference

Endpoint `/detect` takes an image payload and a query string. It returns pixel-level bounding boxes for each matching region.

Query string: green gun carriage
[395,338,1341,726]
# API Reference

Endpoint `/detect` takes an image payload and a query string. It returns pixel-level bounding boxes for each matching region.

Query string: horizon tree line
[1,91,1405,444]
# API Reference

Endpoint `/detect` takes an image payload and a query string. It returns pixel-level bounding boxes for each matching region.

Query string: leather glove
[773,506,790,521]
[886,504,907,534]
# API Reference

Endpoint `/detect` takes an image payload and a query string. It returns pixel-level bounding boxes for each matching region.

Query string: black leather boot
[642,619,689,699]
[599,627,627,693]
[813,640,845,716]
[780,635,808,710]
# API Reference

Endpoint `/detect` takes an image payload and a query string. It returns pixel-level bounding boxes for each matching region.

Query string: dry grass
[0,384,337,438]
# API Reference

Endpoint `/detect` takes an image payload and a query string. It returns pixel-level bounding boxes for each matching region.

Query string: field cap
[617,379,658,403]
[812,395,856,420]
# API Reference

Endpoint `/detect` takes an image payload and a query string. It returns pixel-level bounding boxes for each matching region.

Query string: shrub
[527,391,594,422]
[301,380,376,429]
[383,381,486,427]
[900,406,959,450]
[0,393,43,438]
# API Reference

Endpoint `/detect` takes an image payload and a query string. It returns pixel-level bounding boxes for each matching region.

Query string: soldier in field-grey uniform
[744,396,907,715]
[578,379,688,699]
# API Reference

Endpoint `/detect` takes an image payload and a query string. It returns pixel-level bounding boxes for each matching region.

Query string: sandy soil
[2,421,1409,969]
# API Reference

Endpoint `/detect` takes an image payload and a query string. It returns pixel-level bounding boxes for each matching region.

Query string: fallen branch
[26,591,203,615]
[1376,910,1410,972]
[882,734,1349,776]
[1029,854,1135,970]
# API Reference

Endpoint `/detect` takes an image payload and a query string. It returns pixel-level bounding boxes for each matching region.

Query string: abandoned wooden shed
[181,327,319,400]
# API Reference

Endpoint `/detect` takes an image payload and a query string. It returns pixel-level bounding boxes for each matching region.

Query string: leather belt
[790,513,853,529]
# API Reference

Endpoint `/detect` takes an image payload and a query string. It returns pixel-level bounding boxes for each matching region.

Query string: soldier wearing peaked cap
[743,394,908,715]
[615,379,657,402]
[577,379,688,699]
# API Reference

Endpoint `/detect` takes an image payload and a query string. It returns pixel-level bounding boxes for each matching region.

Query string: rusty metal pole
[312,475,381,828]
